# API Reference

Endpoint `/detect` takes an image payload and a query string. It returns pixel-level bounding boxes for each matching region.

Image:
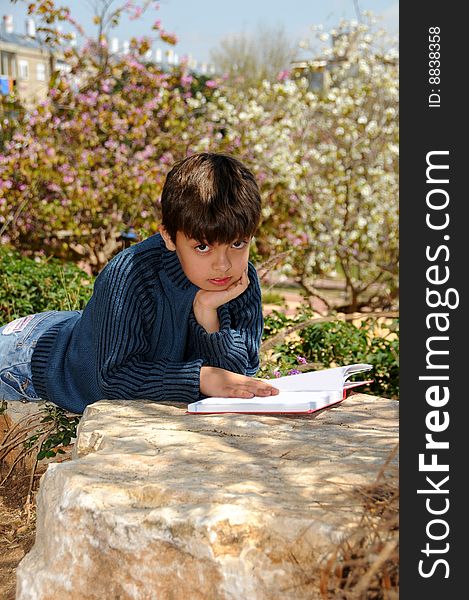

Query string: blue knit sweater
[30,233,264,414]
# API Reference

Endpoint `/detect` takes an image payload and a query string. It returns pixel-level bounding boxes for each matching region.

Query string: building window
[1,51,17,78]
[18,60,29,80]
[36,63,46,81]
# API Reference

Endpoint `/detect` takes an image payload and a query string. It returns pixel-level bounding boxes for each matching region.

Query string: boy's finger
[249,382,279,396]
[230,388,255,398]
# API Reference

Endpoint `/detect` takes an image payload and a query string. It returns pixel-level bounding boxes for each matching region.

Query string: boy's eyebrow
[186,235,252,245]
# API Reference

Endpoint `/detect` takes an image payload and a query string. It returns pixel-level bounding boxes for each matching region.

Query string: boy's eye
[232,240,248,249]
[195,243,210,253]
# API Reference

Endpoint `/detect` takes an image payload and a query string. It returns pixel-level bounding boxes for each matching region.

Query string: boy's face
[160,228,251,291]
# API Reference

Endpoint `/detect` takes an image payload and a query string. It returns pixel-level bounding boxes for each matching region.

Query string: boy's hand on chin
[200,366,280,398]
[194,268,250,311]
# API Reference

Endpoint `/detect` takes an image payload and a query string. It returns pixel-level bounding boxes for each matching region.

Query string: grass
[261,288,287,305]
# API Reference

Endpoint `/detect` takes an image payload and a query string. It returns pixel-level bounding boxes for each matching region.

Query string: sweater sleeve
[93,253,203,402]
[186,262,263,376]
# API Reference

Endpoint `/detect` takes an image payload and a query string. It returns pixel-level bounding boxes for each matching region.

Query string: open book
[187,363,373,415]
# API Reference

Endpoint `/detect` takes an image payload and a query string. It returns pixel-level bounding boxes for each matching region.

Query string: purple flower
[205,80,217,89]
[273,370,282,378]
[296,356,307,364]
[288,369,301,376]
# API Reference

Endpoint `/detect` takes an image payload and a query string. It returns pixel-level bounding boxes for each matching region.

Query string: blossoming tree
[0,0,215,270]
[0,4,398,311]
[191,18,399,311]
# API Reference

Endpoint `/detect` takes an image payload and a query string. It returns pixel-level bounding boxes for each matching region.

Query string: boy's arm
[93,253,203,403]
[186,262,263,376]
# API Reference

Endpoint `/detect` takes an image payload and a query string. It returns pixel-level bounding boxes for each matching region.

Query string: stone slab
[16,393,398,599]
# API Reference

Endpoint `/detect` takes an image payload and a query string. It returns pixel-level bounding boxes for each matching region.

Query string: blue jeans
[0,311,80,403]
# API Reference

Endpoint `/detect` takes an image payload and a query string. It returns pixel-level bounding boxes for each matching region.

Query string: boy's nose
[212,251,232,272]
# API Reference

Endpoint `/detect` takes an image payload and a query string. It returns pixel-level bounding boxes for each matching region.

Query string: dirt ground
[0,467,45,600]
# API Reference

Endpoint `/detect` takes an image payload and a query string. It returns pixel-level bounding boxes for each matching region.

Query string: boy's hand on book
[200,366,280,399]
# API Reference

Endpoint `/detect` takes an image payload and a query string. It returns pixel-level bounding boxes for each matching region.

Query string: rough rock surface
[16,394,398,599]
[1,401,45,472]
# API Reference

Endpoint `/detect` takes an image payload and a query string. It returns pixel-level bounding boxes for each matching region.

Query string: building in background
[0,14,55,107]
[290,59,330,92]
[1,12,216,108]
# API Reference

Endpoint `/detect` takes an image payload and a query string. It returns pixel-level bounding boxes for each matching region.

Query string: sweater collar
[157,233,198,292]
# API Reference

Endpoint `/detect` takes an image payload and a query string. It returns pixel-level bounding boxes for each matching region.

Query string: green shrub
[0,246,94,325]
[261,311,399,399]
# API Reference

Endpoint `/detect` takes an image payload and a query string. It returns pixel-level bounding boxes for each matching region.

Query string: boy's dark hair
[161,152,261,244]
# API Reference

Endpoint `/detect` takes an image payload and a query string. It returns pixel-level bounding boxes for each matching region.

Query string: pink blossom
[144,97,160,111]
[160,152,173,164]
[180,74,193,87]
[129,6,143,20]
[205,79,217,89]
[277,70,290,81]
[296,356,307,364]
[104,139,119,150]
[273,370,281,378]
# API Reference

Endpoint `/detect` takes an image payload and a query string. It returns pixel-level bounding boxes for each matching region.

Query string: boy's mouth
[208,277,232,286]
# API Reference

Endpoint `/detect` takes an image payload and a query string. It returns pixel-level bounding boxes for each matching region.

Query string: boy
[0,152,279,413]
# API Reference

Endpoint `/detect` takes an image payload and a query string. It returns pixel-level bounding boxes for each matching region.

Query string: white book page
[270,364,372,392]
[342,363,373,380]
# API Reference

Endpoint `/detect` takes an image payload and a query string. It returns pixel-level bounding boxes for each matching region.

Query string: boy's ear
[159,225,177,251]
